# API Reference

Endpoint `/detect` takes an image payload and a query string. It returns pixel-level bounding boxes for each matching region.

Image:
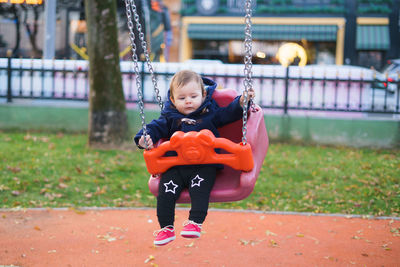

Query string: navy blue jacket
[134,77,244,147]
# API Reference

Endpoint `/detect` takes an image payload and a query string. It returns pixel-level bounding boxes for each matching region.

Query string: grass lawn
[1,131,399,217]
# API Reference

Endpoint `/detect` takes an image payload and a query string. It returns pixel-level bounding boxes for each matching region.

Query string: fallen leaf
[95,186,107,195]
[382,243,392,251]
[76,166,82,173]
[239,239,249,246]
[265,230,277,236]
[305,235,320,244]
[34,226,41,231]
[68,207,86,215]
[144,255,155,263]
[7,166,21,173]
[58,183,68,189]
[269,239,279,247]
[185,242,195,247]
[40,188,49,194]
[0,185,10,191]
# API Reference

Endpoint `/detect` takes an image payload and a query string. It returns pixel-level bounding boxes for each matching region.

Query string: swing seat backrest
[148,88,269,203]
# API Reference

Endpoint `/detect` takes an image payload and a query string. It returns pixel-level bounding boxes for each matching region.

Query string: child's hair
[169,70,206,100]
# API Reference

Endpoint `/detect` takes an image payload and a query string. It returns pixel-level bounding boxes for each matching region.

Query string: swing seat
[148,88,269,203]
[143,130,254,174]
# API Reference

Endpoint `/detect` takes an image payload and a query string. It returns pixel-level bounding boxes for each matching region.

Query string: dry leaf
[185,242,195,247]
[68,207,86,215]
[58,183,68,189]
[239,239,249,246]
[97,234,117,242]
[7,166,21,173]
[269,239,279,247]
[0,184,10,191]
[76,166,82,173]
[265,230,277,236]
[144,255,155,263]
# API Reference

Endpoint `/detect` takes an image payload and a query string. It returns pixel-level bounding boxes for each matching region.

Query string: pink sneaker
[153,226,175,246]
[180,220,202,238]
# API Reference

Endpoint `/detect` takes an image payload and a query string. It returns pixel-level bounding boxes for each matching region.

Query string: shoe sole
[154,236,176,246]
[180,231,201,238]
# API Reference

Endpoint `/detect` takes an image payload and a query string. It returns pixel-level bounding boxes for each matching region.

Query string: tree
[84,0,128,148]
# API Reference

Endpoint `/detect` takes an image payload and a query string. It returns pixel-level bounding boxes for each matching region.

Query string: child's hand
[240,88,255,107]
[138,135,154,149]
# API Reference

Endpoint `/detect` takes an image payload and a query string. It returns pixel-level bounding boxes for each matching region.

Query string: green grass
[1,131,399,217]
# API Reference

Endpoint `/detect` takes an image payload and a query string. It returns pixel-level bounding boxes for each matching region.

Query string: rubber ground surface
[1,208,399,266]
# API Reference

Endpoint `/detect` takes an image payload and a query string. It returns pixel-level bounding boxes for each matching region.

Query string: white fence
[0,58,398,114]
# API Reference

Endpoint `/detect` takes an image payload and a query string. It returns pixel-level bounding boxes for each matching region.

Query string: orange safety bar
[143,129,254,175]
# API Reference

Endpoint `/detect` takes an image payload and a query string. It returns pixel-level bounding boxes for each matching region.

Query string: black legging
[156,165,216,228]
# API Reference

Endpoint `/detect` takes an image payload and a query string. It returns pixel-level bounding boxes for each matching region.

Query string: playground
[1,1,399,266]
[1,208,399,266]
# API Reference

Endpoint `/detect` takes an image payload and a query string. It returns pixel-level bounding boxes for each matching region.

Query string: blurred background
[0,0,399,68]
[0,0,399,147]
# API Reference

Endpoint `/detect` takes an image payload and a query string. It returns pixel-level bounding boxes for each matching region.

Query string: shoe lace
[183,220,202,228]
[153,225,174,237]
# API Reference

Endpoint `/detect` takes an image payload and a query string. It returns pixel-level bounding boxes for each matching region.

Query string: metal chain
[126,0,252,146]
[124,0,148,148]
[242,0,253,145]
[128,0,164,110]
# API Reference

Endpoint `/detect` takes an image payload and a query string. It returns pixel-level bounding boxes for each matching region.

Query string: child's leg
[185,166,216,224]
[157,167,184,228]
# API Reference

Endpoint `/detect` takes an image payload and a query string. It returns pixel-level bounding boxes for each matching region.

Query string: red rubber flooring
[1,208,399,266]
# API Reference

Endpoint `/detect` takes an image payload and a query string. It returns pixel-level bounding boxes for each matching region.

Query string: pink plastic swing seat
[148,88,269,203]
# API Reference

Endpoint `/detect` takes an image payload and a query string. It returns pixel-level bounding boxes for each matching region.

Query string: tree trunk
[85,0,128,148]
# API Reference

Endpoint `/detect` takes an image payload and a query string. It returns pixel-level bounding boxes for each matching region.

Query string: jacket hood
[161,77,217,118]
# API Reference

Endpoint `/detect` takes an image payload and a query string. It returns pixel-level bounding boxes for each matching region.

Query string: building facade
[0,0,398,70]
[179,0,399,69]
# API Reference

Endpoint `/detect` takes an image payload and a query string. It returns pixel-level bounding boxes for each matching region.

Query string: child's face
[170,80,205,115]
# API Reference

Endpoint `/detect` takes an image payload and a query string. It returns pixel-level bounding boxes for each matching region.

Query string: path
[1,208,399,266]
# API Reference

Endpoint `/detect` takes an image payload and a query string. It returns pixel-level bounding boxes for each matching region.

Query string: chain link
[125,0,165,148]
[242,0,253,145]
[126,0,253,146]
[128,0,164,110]
[124,0,148,148]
